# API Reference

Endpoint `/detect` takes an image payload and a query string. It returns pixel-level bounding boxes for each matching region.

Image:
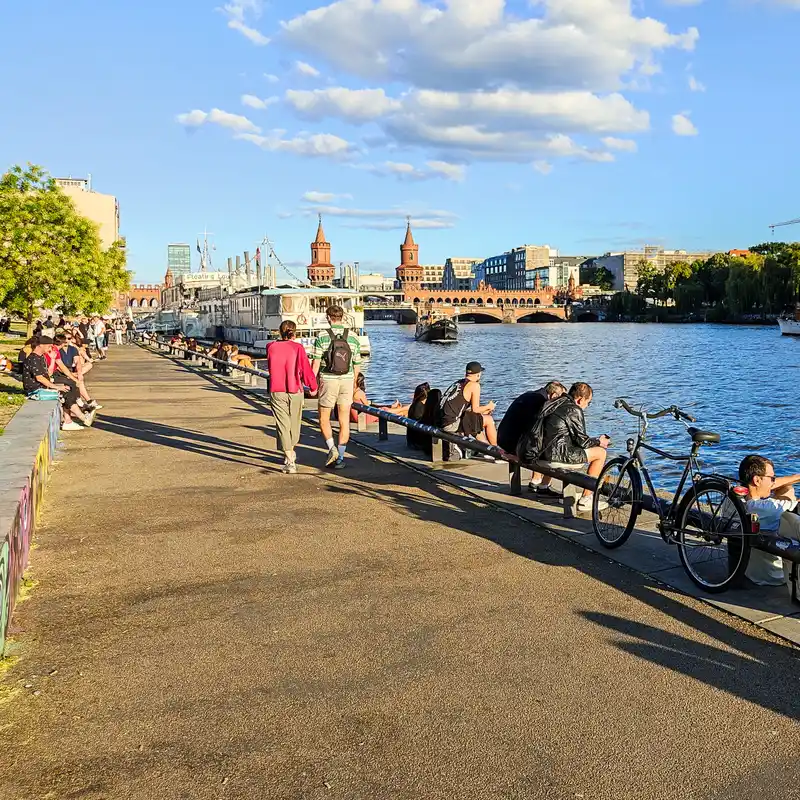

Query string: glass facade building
[168,243,192,277]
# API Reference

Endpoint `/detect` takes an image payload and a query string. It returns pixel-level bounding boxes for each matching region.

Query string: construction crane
[769,218,800,235]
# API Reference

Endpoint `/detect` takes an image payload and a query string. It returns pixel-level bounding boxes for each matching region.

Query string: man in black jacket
[518,382,610,514]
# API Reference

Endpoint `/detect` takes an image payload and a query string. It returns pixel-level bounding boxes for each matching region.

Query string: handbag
[30,388,60,401]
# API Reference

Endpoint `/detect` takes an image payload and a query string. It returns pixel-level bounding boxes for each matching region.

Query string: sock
[338,444,347,458]
[285,451,296,463]
[325,437,335,451]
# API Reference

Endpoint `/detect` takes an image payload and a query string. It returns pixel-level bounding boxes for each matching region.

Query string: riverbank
[3,345,799,799]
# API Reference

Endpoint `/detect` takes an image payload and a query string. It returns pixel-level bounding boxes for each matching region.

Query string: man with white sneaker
[523,382,610,515]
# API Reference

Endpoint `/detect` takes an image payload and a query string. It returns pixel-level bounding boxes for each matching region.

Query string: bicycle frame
[614,410,705,541]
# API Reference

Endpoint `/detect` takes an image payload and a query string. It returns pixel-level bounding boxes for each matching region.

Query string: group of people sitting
[18,327,103,430]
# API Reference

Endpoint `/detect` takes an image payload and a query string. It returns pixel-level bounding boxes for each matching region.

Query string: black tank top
[440,379,469,427]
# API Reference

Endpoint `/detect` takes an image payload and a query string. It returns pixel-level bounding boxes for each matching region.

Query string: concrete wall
[60,185,119,249]
[0,401,60,656]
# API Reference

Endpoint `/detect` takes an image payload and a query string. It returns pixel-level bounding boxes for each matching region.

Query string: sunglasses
[764,474,776,483]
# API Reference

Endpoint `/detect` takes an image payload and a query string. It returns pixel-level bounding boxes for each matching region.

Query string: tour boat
[778,306,800,336]
[220,287,371,356]
[415,309,458,343]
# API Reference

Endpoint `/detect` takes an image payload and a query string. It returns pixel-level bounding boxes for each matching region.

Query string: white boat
[220,287,371,356]
[778,313,800,336]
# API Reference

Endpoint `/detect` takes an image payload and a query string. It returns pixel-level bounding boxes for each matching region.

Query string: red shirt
[44,348,62,375]
[266,340,318,395]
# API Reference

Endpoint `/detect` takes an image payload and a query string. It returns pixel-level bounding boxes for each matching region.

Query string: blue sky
[2,0,799,284]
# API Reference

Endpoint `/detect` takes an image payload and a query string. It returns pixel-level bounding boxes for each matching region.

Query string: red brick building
[113,283,162,315]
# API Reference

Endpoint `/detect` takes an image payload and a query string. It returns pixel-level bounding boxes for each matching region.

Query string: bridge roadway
[2,345,799,800]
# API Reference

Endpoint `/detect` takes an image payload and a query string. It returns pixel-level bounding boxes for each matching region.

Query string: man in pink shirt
[266,320,318,473]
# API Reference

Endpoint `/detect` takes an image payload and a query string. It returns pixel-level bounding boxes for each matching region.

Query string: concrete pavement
[2,345,799,800]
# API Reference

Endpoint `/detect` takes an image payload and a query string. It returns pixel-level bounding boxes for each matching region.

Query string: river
[359,322,800,481]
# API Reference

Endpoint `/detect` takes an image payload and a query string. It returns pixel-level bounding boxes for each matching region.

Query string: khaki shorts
[318,375,354,409]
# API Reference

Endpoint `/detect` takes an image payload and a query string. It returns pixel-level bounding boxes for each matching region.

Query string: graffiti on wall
[0,405,60,655]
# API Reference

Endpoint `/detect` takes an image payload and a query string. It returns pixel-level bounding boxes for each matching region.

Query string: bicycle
[592,398,753,593]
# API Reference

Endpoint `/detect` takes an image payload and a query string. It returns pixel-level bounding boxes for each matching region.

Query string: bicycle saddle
[688,427,721,445]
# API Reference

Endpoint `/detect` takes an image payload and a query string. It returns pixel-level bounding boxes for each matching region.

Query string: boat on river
[221,287,371,356]
[415,309,458,343]
[778,306,800,336]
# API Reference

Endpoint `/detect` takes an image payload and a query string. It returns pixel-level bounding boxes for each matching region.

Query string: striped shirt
[311,325,362,378]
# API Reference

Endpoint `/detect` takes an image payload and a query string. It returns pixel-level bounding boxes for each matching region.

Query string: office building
[55,177,119,249]
[592,247,719,292]
[474,245,551,291]
[441,258,484,292]
[168,243,192,278]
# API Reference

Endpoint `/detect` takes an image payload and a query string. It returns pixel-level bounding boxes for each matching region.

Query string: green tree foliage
[580,264,615,291]
[0,164,129,333]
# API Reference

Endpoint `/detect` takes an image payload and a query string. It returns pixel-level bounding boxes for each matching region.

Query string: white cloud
[294,60,321,78]
[688,75,706,92]
[533,160,553,175]
[354,160,466,182]
[281,0,698,93]
[177,108,261,134]
[298,201,457,230]
[264,73,280,83]
[219,1,270,45]
[672,112,699,136]
[602,136,638,152]
[237,130,355,158]
[302,191,353,202]
[426,160,466,182]
[241,94,278,110]
[286,88,402,122]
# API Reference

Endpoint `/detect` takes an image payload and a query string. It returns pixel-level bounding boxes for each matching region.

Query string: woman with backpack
[266,320,318,474]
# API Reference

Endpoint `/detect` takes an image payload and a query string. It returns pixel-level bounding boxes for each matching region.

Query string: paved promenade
[2,346,799,800]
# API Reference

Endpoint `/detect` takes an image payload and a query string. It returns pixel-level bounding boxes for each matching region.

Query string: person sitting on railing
[440,361,498,461]
[406,383,431,451]
[738,455,800,587]
[229,345,255,371]
[350,373,409,424]
[518,382,610,515]
[498,381,566,493]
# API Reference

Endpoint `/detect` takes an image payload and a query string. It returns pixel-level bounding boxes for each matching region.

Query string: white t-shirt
[745,497,794,586]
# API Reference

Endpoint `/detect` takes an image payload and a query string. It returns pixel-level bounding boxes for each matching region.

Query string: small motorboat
[415,309,458,343]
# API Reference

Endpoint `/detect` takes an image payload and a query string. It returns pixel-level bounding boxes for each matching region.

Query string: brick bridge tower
[307,215,335,286]
[396,219,422,292]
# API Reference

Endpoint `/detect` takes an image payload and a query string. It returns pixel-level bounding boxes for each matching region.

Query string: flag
[196,240,202,254]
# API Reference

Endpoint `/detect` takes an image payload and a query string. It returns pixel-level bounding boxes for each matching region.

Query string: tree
[749,241,789,257]
[0,164,129,334]
[635,259,657,302]
[579,264,615,291]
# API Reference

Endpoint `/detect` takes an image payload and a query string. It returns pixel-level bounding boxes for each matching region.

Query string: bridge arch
[517,311,564,323]
[453,311,502,324]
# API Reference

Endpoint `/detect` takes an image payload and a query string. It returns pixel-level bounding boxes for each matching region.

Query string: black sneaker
[531,483,561,498]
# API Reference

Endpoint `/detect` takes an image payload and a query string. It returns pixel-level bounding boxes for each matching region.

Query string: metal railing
[143,335,800,571]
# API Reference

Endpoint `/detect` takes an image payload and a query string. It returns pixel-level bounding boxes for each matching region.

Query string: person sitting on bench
[440,361,497,460]
[518,382,610,514]
[498,381,566,492]
[738,454,800,587]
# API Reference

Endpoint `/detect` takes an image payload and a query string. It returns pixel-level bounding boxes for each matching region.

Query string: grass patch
[0,333,25,432]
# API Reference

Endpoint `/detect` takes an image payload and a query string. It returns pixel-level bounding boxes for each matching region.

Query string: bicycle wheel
[593,457,642,549]
[676,479,751,593]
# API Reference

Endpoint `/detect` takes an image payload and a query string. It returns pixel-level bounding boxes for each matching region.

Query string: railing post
[431,437,443,463]
[378,416,388,441]
[358,412,367,433]
[509,462,522,496]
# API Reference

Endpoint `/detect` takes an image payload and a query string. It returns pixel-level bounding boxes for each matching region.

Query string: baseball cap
[466,361,483,374]
[39,335,54,345]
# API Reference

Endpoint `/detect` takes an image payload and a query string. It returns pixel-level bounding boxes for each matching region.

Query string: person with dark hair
[418,388,443,458]
[267,319,318,473]
[518,381,610,514]
[738,454,800,586]
[311,305,362,469]
[406,382,431,451]
[439,361,497,460]
[56,333,100,411]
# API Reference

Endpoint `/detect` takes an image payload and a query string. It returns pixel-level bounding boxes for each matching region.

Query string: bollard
[358,412,368,433]
[378,416,388,441]
[431,437,443,463]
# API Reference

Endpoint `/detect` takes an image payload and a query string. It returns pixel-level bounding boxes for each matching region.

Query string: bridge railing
[141,334,800,578]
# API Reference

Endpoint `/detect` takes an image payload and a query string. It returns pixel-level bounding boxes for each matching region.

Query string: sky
[2,0,800,284]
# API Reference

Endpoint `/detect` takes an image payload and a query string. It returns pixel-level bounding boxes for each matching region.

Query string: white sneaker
[83,410,96,428]
[61,421,83,431]
[325,448,339,468]
[577,496,607,514]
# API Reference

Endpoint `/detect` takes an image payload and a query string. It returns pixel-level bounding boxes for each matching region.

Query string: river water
[360,322,800,482]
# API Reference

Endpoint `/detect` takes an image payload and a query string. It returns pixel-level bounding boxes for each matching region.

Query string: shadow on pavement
[324,461,800,723]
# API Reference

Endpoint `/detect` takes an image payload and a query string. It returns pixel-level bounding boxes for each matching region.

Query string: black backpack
[323,328,353,375]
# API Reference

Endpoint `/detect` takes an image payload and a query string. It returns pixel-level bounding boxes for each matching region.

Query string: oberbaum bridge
[306,218,588,324]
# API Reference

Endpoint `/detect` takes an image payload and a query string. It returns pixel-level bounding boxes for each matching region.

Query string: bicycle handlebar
[614,398,696,423]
